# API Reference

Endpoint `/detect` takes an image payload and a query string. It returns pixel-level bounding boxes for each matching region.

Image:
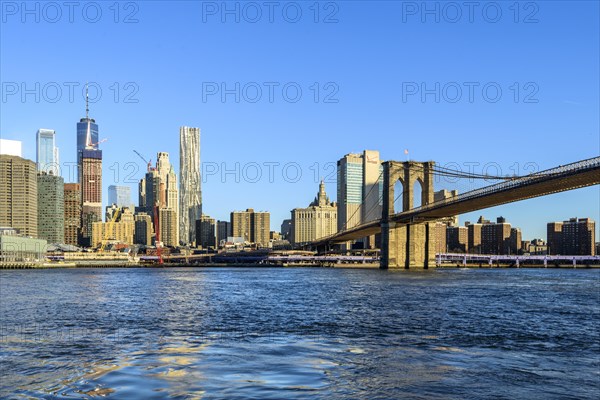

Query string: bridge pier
[380,222,436,269]
[380,160,435,269]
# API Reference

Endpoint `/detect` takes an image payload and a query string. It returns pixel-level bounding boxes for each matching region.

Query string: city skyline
[1,126,598,243]
[1,2,598,240]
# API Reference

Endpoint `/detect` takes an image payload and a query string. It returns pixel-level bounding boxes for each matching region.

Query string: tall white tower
[179,126,202,246]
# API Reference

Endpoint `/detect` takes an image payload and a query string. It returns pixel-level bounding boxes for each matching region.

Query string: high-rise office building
[79,149,102,247]
[108,185,132,209]
[76,91,102,247]
[337,150,383,248]
[159,208,178,247]
[139,153,179,246]
[290,181,338,244]
[548,218,596,255]
[36,129,60,175]
[134,213,153,246]
[337,153,364,232]
[37,172,64,244]
[0,155,38,237]
[361,150,383,224]
[196,215,216,248]
[77,89,99,183]
[216,220,232,245]
[179,126,202,245]
[159,153,179,246]
[64,183,81,246]
[231,208,270,247]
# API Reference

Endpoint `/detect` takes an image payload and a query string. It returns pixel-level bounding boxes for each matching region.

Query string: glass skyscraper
[108,185,132,208]
[337,150,383,249]
[76,117,99,183]
[337,153,364,232]
[36,129,59,175]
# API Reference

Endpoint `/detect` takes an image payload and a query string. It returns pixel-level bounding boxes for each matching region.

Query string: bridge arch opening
[413,179,423,208]
[393,179,404,213]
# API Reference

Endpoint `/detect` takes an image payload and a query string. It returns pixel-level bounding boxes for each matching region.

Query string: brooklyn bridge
[304,156,600,269]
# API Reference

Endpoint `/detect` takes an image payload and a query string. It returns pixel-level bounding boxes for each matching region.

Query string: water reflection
[1,268,599,399]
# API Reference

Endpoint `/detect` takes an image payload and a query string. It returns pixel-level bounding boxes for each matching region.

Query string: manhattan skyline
[1,1,598,240]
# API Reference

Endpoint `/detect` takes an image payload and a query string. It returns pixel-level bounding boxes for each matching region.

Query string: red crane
[133,150,153,172]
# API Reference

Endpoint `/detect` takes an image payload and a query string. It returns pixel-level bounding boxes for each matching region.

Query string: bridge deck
[308,157,600,246]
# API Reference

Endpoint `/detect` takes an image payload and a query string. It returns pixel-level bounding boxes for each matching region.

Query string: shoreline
[1,263,598,270]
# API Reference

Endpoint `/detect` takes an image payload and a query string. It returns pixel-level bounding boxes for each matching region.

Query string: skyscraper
[0,155,38,237]
[79,149,102,247]
[139,153,179,246]
[108,185,132,209]
[76,89,102,247]
[337,150,383,232]
[179,126,202,245]
[64,183,81,246]
[37,172,65,244]
[77,88,99,183]
[337,153,363,232]
[36,129,60,175]
[337,150,383,248]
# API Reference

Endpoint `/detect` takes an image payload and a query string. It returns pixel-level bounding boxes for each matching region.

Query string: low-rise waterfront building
[0,227,47,263]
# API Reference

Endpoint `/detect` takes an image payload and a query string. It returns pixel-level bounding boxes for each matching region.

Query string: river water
[0,267,598,399]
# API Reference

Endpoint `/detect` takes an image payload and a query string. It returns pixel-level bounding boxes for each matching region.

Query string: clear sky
[1,0,599,240]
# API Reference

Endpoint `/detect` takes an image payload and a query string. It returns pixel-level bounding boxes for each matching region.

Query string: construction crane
[87,138,108,149]
[133,150,153,172]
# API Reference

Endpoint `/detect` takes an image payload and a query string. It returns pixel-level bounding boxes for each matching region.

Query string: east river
[0,268,598,399]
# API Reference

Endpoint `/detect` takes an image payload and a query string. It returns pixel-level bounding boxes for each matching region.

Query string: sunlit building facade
[179,126,202,245]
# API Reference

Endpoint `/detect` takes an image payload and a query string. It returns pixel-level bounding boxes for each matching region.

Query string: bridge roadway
[308,156,600,246]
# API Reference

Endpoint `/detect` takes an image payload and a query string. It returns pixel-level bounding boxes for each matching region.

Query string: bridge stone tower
[381,161,436,269]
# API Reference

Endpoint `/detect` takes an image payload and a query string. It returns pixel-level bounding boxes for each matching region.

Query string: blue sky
[1,0,599,240]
